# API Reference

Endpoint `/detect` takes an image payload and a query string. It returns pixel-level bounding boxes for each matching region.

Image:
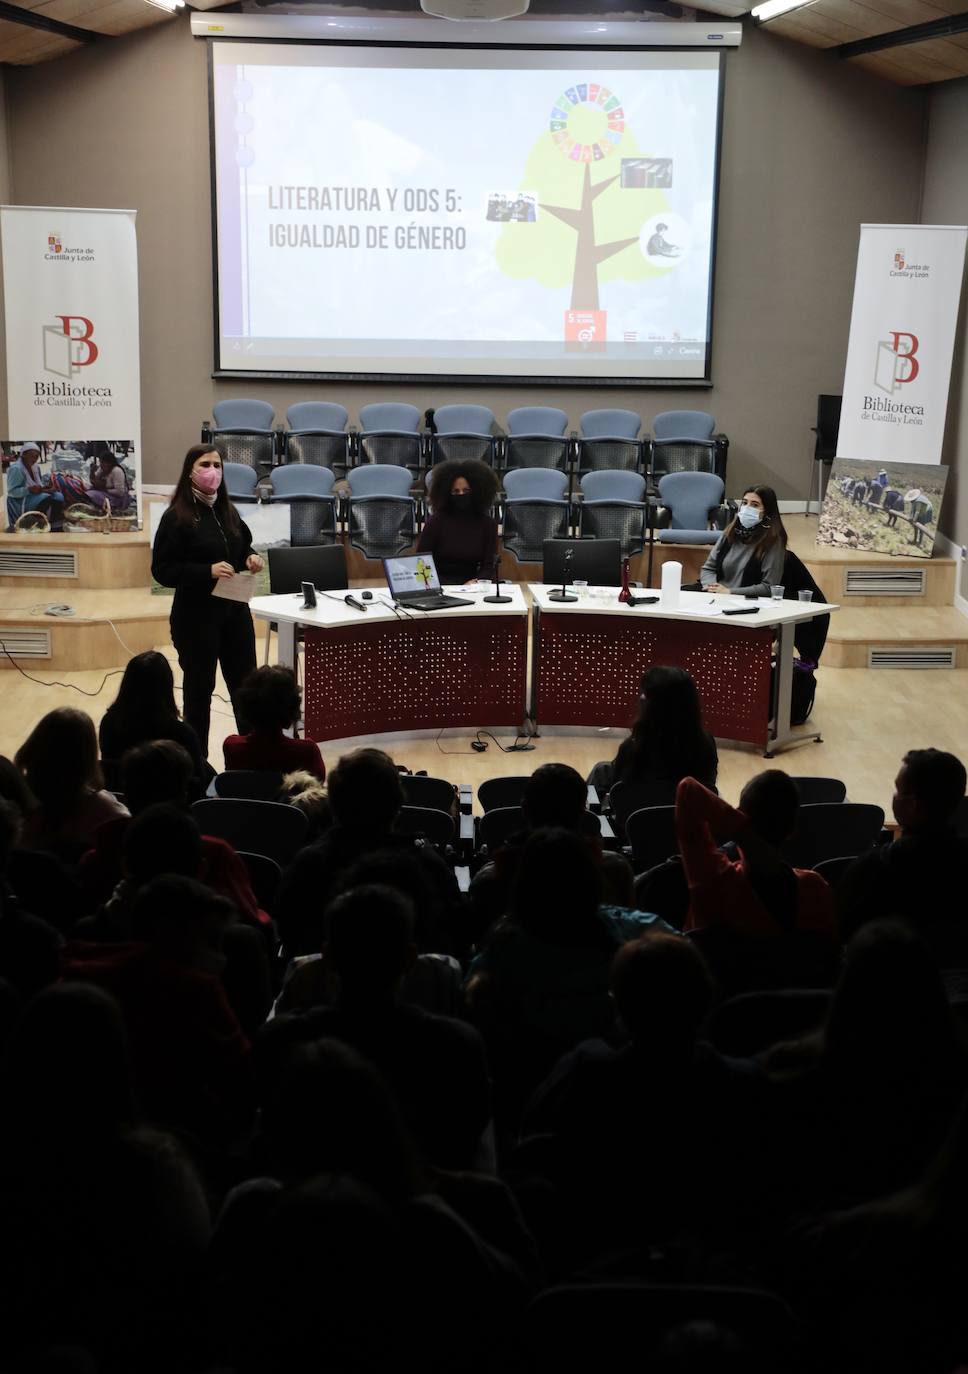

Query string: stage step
[0,587,170,671]
[0,528,151,591]
[824,606,968,669]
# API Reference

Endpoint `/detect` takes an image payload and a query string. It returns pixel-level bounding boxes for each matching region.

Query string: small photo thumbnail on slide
[621,158,673,189]
[640,212,692,266]
[486,191,538,224]
[3,439,138,534]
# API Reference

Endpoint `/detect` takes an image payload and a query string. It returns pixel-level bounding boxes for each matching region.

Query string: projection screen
[210,41,724,382]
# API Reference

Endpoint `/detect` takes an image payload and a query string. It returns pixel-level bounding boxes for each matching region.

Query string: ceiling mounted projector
[419,0,529,16]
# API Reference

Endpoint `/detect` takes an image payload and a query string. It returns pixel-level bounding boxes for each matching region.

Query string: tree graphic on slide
[496,82,672,337]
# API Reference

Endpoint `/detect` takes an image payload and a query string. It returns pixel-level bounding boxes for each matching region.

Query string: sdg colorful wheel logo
[549,83,624,163]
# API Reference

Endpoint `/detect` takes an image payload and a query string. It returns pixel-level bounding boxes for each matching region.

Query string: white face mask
[738,504,763,530]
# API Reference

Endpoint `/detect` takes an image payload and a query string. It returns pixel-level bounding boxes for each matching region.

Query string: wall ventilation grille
[868,647,956,669]
[845,568,926,596]
[0,627,52,660]
[0,550,78,579]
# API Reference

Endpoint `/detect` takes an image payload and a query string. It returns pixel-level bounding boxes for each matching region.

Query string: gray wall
[922,75,968,579]
[2,15,927,490]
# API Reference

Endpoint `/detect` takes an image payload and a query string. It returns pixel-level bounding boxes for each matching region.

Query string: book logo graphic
[42,315,99,378]
[874,331,919,394]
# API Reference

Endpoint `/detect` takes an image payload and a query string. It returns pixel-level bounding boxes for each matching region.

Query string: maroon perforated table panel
[533,611,774,747]
[302,616,528,740]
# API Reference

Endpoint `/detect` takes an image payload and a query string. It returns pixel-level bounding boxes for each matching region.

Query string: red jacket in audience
[676,777,836,939]
[222,729,325,780]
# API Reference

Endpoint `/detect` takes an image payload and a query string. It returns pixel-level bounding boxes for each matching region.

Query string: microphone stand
[482,555,511,604]
[547,546,578,603]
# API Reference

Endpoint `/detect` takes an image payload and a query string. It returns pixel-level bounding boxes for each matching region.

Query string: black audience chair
[625,805,679,871]
[478,776,529,812]
[394,805,455,849]
[214,770,284,802]
[400,774,457,815]
[790,775,847,805]
[688,925,840,996]
[479,805,527,853]
[812,854,858,887]
[782,801,885,870]
[522,1282,795,1374]
[236,850,283,918]
[608,780,678,840]
[704,988,832,1058]
[191,798,308,867]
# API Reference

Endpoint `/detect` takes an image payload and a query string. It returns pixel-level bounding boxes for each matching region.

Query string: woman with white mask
[700,486,788,597]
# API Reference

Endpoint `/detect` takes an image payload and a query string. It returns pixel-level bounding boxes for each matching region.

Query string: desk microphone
[483,555,512,605]
[548,547,578,603]
[344,594,368,612]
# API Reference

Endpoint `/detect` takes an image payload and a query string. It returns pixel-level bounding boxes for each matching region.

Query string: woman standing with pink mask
[151,444,264,759]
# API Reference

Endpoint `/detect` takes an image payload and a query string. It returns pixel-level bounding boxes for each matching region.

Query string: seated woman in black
[416,459,499,585]
[590,664,718,795]
[700,485,788,597]
[99,650,207,790]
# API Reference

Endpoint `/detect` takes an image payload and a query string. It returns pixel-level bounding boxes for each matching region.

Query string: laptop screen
[384,554,442,596]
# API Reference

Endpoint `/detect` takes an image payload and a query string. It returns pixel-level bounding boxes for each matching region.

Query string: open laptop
[383,553,474,611]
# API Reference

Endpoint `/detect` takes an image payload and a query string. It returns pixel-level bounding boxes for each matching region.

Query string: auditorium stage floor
[0,645,965,819]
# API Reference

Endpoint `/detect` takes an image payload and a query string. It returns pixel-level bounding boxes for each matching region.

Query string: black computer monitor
[542,538,622,587]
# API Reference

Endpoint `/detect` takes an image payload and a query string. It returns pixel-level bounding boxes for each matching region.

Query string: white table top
[250,580,529,629]
[529,585,839,628]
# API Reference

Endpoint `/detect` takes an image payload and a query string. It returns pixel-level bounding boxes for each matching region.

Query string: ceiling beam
[0,1,98,44]
[837,8,968,59]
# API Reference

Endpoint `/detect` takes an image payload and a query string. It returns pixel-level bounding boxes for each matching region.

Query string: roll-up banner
[837,223,967,467]
[0,206,142,529]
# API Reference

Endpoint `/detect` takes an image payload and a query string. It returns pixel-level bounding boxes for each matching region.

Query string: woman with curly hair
[416,458,500,585]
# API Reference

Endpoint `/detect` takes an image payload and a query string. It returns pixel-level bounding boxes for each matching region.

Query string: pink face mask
[193,464,222,493]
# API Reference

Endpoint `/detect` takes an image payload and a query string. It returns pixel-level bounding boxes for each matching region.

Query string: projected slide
[211,43,722,380]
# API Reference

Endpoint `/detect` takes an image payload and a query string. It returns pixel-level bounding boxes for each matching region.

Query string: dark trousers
[171,602,256,761]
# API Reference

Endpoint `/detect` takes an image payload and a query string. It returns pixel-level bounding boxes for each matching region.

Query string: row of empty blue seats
[227,461,730,560]
[202,401,729,483]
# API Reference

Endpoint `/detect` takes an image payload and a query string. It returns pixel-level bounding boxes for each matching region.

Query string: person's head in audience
[253,1035,424,1201]
[0,755,35,818]
[279,769,331,841]
[0,802,60,998]
[5,983,135,1144]
[739,769,800,849]
[322,884,416,1003]
[611,933,714,1050]
[0,797,21,874]
[509,827,609,948]
[15,708,102,815]
[122,804,203,888]
[130,874,234,970]
[521,763,588,830]
[338,847,448,953]
[892,749,966,835]
[770,920,960,1082]
[237,665,302,736]
[122,740,195,815]
[231,1175,403,1374]
[632,665,705,747]
[824,919,959,1073]
[327,748,403,833]
[105,650,181,738]
[427,457,499,518]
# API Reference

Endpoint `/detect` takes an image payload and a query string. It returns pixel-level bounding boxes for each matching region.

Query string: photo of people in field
[818,458,948,560]
[2,440,138,532]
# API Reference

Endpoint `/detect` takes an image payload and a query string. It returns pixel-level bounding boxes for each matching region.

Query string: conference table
[528,585,838,756]
[250,585,530,742]
[250,583,838,755]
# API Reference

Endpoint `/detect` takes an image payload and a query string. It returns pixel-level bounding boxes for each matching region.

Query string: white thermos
[660,559,681,609]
